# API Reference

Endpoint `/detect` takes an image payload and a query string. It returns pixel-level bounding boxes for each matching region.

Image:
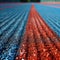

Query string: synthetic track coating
[0,4,31,60]
[0,3,60,60]
[16,5,60,60]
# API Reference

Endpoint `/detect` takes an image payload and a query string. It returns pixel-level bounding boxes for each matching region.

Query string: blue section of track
[0,3,31,60]
[35,4,60,37]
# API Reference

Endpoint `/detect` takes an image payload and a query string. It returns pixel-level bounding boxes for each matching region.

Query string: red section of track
[49,6,60,8]
[0,6,13,10]
[16,5,60,60]
[40,2,60,5]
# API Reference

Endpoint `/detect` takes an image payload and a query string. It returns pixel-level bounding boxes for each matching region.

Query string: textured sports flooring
[0,3,60,60]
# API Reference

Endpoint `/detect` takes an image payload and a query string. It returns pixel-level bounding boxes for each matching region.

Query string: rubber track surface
[35,4,60,37]
[0,3,60,60]
[16,5,60,60]
[0,4,31,60]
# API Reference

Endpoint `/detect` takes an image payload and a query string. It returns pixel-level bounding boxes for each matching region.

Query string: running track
[0,3,60,60]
